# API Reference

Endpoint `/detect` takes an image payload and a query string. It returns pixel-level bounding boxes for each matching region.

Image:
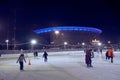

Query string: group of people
[33,51,38,57]
[16,48,115,71]
[85,48,115,68]
[16,51,48,71]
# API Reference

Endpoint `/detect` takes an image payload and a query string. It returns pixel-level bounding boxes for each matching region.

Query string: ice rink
[0,50,120,80]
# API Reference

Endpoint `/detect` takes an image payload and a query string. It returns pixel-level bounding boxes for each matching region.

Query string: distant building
[34,26,102,46]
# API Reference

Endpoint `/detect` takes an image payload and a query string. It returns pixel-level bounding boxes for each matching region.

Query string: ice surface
[0,50,120,80]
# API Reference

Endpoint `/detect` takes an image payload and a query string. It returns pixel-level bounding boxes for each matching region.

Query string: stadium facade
[34,26,102,46]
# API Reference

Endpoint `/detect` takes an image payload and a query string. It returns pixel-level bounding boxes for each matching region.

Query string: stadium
[34,26,102,48]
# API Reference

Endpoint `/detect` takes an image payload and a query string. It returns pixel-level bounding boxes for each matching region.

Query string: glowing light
[34,26,102,34]
[92,39,100,43]
[64,42,68,45]
[5,40,9,43]
[31,39,37,45]
[98,42,102,46]
[108,41,111,44]
[5,39,9,50]
[82,42,85,46]
[54,30,59,34]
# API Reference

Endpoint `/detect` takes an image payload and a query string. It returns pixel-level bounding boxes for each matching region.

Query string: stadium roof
[34,26,102,34]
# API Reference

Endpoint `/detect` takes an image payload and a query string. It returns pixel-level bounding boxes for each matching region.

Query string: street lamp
[54,30,60,35]
[108,41,111,44]
[98,42,102,46]
[64,41,68,49]
[82,42,85,46]
[108,41,111,47]
[5,39,9,50]
[31,39,37,50]
[98,42,102,55]
[54,30,60,45]
[82,42,85,50]
[64,42,68,45]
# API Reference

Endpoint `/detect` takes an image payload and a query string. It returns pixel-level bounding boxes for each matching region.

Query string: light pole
[5,39,9,50]
[108,41,111,48]
[98,42,102,46]
[54,30,60,35]
[82,42,85,46]
[98,42,102,54]
[108,41,111,44]
[82,42,85,50]
[54,30,60,45]
[31,39,37,50]
[64,41,68,49]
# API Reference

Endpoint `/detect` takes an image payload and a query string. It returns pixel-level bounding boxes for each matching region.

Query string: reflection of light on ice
[98,54,102,60]
[94,52,102,60]
[99,54,101,57]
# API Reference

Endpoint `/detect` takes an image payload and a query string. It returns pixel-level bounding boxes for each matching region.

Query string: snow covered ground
[0,50,120,80]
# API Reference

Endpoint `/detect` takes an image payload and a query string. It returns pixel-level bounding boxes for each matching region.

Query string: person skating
[85,49,93,68]
[108,48,114,63]
[16,54,26,71]
[105,50,109,60]
[43,51,48,62]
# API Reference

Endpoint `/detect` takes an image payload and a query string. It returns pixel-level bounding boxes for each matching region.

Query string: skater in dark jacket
[105,50,109,60]
[85,49,93,68]
[43,51,48,62]
[16,54,26,71]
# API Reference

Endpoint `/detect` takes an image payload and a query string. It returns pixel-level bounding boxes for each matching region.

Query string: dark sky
[0,0,120,43]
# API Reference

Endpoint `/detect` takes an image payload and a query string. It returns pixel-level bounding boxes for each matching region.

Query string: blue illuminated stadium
[34,26,102,34]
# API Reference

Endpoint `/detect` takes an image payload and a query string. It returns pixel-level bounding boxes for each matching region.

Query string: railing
[0,48,83,54]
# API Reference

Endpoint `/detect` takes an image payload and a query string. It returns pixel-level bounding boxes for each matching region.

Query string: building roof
[34,26,102,34]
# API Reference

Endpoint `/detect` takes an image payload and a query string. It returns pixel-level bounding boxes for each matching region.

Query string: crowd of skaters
[16,50,48,71]
[16,48,115,71]
[85,47,115,68]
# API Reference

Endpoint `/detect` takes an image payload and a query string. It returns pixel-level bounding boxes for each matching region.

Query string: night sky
[0,0,120,44]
